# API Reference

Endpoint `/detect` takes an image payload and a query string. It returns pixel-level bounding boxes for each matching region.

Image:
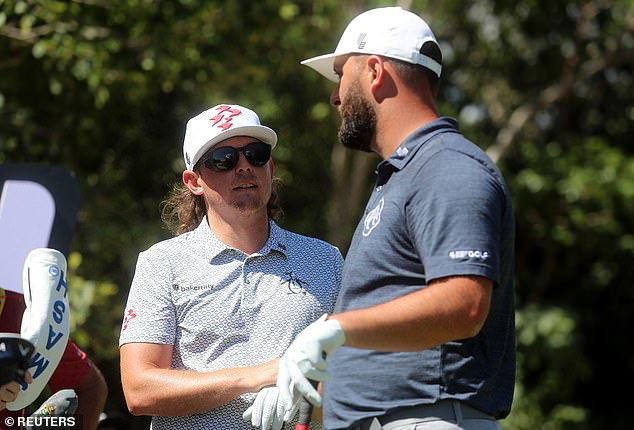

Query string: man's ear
[183,170,204,195]
[366,55,386,93]
[367,55,397,102]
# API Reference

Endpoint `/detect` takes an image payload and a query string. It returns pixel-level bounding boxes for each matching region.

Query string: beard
[230,195,266,214]
[223,172,271,216]
[337,80,377,153]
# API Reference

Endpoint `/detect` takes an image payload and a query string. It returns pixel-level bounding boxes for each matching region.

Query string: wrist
[321,316,346,349]
[251,360,278,391]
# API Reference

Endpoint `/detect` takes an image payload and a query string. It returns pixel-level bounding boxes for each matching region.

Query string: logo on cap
[209,105,242,131]
[357,33,367,49]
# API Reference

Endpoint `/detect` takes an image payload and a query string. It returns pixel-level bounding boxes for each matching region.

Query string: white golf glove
[243,386,296,430]
[277,314,345,418]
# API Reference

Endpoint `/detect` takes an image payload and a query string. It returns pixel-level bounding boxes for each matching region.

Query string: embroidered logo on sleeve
[449,250,490,260]
[122,308,137,331]
[363,198,384,237]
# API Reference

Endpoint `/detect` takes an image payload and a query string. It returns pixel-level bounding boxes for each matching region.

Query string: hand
[243,386,287,430]
[0,381,21,411]
[0,370,32,411]
[277,314,345,417]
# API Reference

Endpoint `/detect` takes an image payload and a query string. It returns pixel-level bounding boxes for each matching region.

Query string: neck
[206,210,270,255]
[375,102,439,159]
[372,78,439,159]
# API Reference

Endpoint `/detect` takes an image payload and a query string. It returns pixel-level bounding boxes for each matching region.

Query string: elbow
[460,299,490,339]
[124,392,153,416]
[461,278,493,339]
[462,316,486,339]
[126,404,145,417]
[122,382,156,416]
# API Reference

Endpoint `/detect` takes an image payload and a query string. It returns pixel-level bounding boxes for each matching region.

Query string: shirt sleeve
[407,149,504,284]
[119,248,177,346]
[329,248,344,313]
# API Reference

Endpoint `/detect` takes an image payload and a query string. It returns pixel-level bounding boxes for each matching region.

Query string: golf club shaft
[294,380,318,430]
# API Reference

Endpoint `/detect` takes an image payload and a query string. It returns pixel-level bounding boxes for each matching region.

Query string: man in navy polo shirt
[276,7,515,430]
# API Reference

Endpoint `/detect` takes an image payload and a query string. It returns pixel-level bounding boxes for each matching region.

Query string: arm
[120,342,278,416]
[333,275,493,351]
[74,360,107,430]
[46,340,107,430]
[276,275,493,408]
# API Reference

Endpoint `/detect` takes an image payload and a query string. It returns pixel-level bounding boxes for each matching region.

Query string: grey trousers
[352,401,501,430]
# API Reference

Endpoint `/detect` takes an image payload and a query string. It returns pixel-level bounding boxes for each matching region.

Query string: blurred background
[1,0,632,428]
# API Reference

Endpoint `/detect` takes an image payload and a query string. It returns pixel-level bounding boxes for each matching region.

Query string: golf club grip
[294,380,318,430]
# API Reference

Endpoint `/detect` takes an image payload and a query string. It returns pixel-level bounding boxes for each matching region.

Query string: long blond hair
[160,179,284,236]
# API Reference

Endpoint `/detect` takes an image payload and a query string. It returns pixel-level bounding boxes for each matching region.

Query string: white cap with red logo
[183,104,277,171]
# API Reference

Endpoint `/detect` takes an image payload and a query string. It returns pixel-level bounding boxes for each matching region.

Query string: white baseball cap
[183,104,277,170]
[301,7,442,82]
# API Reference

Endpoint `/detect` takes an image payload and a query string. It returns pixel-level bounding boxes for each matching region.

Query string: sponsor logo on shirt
[395,146,409,157]
[283,272,309,295]
[449,249,490,260]
[122,308,136,331]
[172,284,214,292]
[363,198,384,237]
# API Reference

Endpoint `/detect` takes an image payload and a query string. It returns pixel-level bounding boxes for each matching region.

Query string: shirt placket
[240,254,261,316]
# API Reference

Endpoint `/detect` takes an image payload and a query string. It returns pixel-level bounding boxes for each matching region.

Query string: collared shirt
[119,218,342,430]
[324,117,516,429]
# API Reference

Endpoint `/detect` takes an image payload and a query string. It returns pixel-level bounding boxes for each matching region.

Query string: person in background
[0,287,108,428]
[276,7,516,430]
[119,104,342,430]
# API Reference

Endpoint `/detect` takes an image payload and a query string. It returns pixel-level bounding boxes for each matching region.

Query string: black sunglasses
[197,141,271,172]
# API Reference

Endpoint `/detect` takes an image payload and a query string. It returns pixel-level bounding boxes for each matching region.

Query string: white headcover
[7,248,70,411]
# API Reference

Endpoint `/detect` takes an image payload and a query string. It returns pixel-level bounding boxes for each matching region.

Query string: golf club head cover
[6,248,70,411]
[0,334,36,386]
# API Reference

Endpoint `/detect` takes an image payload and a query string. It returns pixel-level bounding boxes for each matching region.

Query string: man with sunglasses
[119,104,343,430]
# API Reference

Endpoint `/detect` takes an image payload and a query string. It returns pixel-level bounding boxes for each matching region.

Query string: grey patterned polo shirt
[120,218,342,429]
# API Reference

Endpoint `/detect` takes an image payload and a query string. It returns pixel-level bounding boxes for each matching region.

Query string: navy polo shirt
[323,117,516,429]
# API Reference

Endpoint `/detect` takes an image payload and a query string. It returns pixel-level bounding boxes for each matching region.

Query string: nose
[235,152,252,172]
[330,83,341,107]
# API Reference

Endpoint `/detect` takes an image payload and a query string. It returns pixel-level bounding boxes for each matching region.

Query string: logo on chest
[172,283,215,293]
[283,272,309,295]
[363,198,384,237]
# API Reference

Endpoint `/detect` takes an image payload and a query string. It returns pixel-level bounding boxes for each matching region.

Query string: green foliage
[506,305,590,430]
[67,252,122,362]
[1,0,633,428]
